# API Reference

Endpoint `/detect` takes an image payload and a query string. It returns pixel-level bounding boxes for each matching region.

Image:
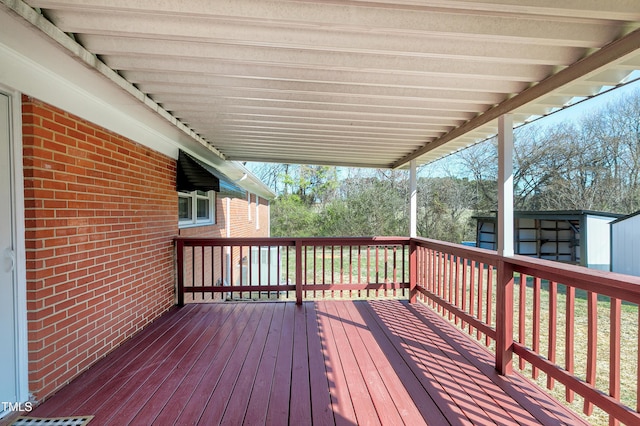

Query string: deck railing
[175,236,640,425]
[176,237,409,305]
[412,237,640,426]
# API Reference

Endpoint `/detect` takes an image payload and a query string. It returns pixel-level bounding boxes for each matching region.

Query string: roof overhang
[2,0,640,172]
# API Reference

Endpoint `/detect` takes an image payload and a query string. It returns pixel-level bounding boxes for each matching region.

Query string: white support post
[498,114,514,257]
[409,159,417,238]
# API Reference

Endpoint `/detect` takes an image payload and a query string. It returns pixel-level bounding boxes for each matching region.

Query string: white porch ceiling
[21,0,640,168]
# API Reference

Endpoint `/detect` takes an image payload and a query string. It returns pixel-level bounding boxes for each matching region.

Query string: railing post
[295,239,303,305]
[176,239,184,307]
[496,259,514,375]
[409,239,417,303]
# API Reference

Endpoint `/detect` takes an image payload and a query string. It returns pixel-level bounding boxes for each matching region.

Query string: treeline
[249,88,640,242]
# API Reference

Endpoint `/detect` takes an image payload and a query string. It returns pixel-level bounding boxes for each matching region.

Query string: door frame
[0,85,29,412]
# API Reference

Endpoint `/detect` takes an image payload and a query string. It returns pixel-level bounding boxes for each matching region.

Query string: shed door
[0,92,18,406]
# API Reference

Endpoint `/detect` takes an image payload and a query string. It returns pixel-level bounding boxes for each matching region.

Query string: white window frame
[179,190,216,227]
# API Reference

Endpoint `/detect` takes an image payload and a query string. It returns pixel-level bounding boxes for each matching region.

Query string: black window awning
[176,150,246,199]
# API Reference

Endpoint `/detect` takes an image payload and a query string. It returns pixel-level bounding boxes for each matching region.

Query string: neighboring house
[610,210,640,277]
[0,15,274,410]
[474,210,622,270]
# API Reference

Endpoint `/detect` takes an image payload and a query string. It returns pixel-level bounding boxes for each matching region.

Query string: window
[179,190,215,227]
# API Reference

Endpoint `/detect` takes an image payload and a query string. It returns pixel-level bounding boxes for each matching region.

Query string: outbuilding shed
[474,210,622,270]
[610,210,640,277]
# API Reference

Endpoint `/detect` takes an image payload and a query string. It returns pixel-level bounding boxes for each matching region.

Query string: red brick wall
[22,96,178,400]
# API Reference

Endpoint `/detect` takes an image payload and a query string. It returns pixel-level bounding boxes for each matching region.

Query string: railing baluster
[284,245,289,299]
[295,240,302,305]
[267,245,271,299]
[392,246,397,298]
[486,264,494,346]
[366,246,371,298]
[584,290,598,416]
[316,245,320,299]
[375,246,380,297]
[348,245,353,299]
[477,262,484,341]
[547,280,557,389]
[461,254,468,329]
[176,239,184,307]
[438,252,444,314]
[448,254,454,320]
[357,245,362,298]
[409,240,417,304]
[249,245,254,297]
[192,246,197,301]
[210,245,215,301]
[532,276,541,380]
[469,260,476,335]
[610,297,621,426]
[340,245,344,298]
[454,254,460,325]
[220,245,226,300]
[332,245,335,298]
[518,273,527,370]
[566,285,575,403]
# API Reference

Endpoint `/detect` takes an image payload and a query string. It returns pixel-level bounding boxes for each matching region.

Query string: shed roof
[610,210,640,225]
[473,210,625,221]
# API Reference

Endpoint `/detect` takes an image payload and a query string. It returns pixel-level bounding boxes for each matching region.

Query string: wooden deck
[29,300,586,425]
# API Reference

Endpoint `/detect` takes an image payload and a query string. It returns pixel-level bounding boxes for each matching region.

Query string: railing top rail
[299,236,410,246]
[174,236,411,247]
[175,236,298,247]
[507,254,640,304]
[411,236,500,265]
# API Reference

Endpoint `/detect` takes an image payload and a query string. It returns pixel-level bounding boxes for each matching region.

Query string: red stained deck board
[338,301,429,425]
[31,305,194,417]
[106,303,238,425]
[394,302,518,424]
[73,304,207,418]
[135,303,251,424]
[264,302,295,425]
[316,301,359,426]
[94,304,228,424]
[322,301,381,426]
[178,302,269,424]
[29,300,588,426]
[288,303,313,425]
[305,302,335,426]
[364,300,475,425]
[155,303,261,425]
[219,303,279,425]
[353,301,450,426]
[408,301,587,425]
[241,302,286,425]
[332,301,406,425]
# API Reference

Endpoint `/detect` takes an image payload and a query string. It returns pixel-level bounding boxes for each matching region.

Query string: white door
[0,92,18,407]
